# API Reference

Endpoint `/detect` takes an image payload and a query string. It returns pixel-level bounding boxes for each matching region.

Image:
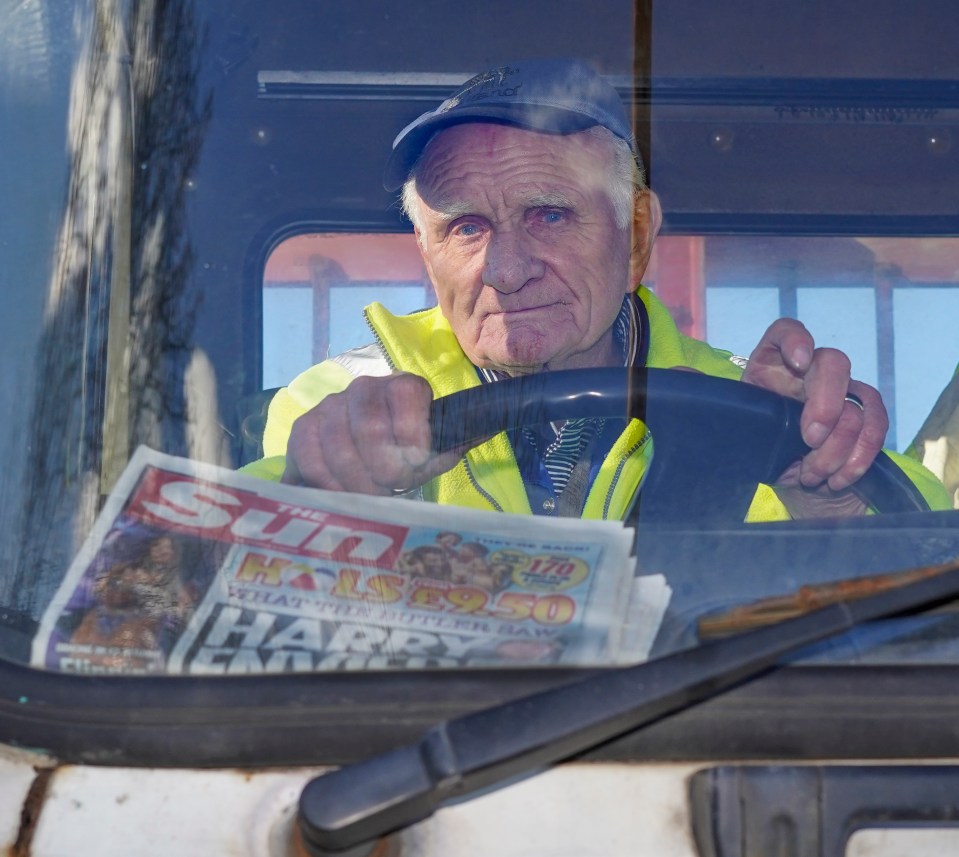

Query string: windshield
[4,0,959,694]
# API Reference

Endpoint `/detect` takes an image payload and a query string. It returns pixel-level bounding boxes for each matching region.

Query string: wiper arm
[298,560,959,855]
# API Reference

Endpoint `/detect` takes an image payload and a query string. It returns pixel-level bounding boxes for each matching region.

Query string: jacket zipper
[602,430,651,520]
[463,457,504,512]
[362,309,397,372]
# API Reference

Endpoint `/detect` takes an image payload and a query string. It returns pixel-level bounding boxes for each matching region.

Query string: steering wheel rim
[430,367,929,524]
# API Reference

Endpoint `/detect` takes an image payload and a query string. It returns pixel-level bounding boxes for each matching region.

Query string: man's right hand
[281,373,464,494]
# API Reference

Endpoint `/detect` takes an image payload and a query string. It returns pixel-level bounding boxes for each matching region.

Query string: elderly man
[245,59,945,520]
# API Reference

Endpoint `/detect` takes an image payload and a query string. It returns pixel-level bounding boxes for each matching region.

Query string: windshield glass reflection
[4,0,959,678]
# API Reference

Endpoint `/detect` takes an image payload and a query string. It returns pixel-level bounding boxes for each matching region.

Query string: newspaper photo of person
[44,523,223,674]
[70,559,165,655]
[396,544,453,582]
[449,542,508,592]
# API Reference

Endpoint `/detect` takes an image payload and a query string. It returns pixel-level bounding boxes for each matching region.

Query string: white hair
[400,125,645,244]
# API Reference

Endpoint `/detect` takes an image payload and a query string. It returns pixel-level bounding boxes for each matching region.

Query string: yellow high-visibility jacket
[243,286,949,520]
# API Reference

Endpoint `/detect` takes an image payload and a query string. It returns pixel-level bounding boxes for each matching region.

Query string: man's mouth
[490,301,562,317]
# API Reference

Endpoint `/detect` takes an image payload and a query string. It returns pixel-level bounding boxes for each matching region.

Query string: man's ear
[629,190,662,287]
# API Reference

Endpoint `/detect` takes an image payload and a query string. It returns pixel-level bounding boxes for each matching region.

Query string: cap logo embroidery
[458,66,521,104]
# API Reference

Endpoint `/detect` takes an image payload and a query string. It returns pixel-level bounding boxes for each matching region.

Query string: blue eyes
[451,208,568,239]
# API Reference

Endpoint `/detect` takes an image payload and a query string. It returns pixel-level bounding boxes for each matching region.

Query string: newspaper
[32,447,670,675]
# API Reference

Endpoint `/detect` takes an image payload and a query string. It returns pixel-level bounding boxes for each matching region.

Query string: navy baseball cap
[383,58,637,191]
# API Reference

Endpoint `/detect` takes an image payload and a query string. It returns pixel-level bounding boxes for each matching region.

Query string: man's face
[412,123,634,375]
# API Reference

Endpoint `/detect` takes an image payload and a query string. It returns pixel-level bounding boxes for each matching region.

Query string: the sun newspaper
[32,447,670,675]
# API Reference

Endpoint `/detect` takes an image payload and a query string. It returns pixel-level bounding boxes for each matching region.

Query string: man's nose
[482,229,545,293]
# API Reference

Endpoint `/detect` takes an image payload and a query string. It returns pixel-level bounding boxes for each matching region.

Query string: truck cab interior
[4,1,959,854]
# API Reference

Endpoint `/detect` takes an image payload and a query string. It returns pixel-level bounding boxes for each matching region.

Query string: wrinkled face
[412,124,633,375]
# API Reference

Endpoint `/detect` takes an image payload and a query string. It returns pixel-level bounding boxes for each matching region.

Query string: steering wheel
[429,367,930,525]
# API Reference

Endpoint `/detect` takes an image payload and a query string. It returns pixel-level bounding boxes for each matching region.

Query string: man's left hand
[741,318,888,517]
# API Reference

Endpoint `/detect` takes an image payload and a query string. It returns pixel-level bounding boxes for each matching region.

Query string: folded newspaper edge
[31,446,671,675]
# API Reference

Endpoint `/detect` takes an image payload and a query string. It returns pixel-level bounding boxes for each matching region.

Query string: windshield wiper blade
[298,561,959,855]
